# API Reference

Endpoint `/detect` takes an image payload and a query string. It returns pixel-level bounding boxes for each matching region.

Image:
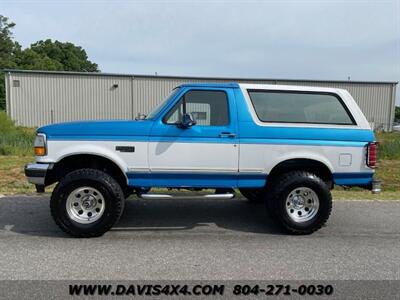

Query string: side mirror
[179,113,196,128]
[135,113,146,120]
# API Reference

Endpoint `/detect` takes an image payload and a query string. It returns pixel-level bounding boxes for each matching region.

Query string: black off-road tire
[268,171,332,235]
[239,188,265,203]
[50,168,125,238]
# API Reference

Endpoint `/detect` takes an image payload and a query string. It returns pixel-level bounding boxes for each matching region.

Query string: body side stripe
[125,171,374,188]
[333,172,373,186]
[46,136,368,147]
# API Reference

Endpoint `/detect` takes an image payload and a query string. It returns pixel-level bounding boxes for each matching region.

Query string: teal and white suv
[25,83,379,237]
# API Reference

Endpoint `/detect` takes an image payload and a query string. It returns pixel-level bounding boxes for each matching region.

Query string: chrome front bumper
[24,163,53,186]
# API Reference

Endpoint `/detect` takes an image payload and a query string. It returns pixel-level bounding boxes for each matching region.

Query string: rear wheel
[50,168,125,238]
[239,188,265,203]
[268,171,332,234]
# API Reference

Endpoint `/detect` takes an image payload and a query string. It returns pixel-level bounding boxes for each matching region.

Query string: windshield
[146,88,180,119]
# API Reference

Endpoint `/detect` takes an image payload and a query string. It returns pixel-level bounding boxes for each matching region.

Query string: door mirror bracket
[178,113,196,128]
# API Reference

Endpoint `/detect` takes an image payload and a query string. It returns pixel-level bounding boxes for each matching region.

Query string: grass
[0,155,36,194]
[0,111,399,199]
[374,159,400,191]
[376,132,400,160]
[0,111,35,156]
[332,190,400,200]
[0,112,37,193]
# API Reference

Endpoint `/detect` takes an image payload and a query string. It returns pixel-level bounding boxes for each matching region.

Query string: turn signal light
[34,146,46,156]
[34,133,47,156]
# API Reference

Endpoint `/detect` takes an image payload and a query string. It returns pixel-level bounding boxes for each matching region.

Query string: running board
[138,193,235,200]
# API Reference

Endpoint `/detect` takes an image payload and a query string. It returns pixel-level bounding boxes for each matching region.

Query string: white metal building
[4,69,398,131]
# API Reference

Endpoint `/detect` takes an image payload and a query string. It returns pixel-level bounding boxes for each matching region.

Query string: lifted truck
[25,83,379,237]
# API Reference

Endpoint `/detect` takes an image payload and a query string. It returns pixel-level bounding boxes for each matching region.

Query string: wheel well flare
[45,154,127,189]
[268,159,333,187]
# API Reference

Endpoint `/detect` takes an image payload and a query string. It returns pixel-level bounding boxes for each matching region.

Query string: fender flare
[53,144,129,184]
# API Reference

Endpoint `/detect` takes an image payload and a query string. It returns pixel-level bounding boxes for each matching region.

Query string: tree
[0,15,99,110]
[29,39,98,72]
[0,15,18,69]
[0,15,20,110]
[395,106,400,123]
[14,48,64,71]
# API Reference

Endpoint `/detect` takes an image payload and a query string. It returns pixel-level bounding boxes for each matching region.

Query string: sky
[2,0,400,104]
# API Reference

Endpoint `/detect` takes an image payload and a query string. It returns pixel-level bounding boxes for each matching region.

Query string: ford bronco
[25,83,379,237]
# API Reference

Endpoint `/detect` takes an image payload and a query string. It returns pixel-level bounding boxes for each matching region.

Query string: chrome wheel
[66,187,105,224]
[285,187,319,223]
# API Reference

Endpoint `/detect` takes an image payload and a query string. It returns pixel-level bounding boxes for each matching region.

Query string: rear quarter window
[247,90,355,125]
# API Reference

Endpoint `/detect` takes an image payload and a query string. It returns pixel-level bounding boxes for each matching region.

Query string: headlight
[34,133,47,156]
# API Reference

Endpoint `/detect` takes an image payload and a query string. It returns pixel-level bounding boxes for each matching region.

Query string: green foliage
[376,132,400,160]
[379,140,400,160]
[30,39,98,72]
[0,15,99,110]
[13,48,64,71]
[395,106,400,122]
[0,111,35,155]
[0,15,18,69]
[0,15,19,110]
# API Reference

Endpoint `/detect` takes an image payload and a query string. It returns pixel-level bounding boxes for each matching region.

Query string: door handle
[219,132,236,138]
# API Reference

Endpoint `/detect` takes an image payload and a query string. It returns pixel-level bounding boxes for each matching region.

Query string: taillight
[367,142,377,168]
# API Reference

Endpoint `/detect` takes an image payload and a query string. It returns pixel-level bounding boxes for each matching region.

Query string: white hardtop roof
[238,83,345,94]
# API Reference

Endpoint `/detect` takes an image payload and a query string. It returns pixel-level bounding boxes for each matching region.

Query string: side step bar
[138,193,235,200]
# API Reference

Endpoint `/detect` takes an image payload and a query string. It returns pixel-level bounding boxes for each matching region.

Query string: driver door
[147,88,239,187]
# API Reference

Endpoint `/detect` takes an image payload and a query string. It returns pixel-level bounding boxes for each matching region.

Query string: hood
[38,120,153,140]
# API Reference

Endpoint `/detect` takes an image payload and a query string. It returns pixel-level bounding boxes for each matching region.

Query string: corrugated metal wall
[5,71,397,131]
[6,72,133,127]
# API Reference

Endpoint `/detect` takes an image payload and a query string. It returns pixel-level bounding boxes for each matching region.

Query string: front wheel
[268,171,332,234]
[50,168,125,238]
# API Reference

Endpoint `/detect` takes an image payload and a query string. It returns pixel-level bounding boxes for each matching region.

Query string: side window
[247,90,355,125]
[164,90,229,126]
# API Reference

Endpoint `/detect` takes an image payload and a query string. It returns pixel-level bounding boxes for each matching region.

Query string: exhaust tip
[371,180,382,194]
